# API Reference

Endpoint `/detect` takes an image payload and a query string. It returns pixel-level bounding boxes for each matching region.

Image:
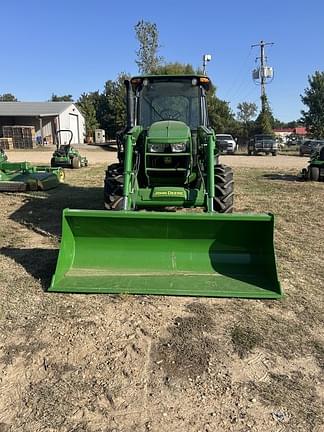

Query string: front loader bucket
[49,210,282,298]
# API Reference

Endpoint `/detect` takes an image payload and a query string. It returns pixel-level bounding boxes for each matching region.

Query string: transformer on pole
[252,40,274,110]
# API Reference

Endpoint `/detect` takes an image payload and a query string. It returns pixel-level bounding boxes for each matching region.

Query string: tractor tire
[310,166,320,181]
[50,158,56,167]
[272,151,277,156]
[213,164,234,213]
[248,150,252,156]
[104,163,124,209]
[72,157,81,169]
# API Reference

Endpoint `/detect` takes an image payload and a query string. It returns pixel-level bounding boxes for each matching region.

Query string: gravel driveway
[6,148,306,170]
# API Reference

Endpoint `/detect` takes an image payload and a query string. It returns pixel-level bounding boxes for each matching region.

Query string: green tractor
[0,148,64,192]
[301,144,324,181]
[50,75,282,298]
[104,76,233,212]
[51,129,88,169]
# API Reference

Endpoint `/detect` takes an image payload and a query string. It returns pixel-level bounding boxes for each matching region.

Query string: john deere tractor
[104,76,233,213]
[301,143,324,181]
[51,130,88,169]
[50,75,282,298]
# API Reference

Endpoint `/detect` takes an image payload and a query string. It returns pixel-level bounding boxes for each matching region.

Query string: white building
[0,102,85,145]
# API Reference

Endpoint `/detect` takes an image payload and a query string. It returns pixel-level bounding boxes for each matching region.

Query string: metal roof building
[0,102,85,145]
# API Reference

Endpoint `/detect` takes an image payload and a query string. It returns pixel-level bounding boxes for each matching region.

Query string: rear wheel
[310,166,320,181]
[72,157,81,169]
[272,151,277,156]
[104,163,124,209]
[213,164,234,213]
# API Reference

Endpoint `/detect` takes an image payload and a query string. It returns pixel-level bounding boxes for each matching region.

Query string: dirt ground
[0,151,323,432]
[6,146,307,170]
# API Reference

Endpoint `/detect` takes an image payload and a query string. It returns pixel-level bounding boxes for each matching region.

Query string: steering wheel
[160,109,182,121]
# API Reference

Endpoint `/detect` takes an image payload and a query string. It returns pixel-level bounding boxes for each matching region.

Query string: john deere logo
[154,191,184,197]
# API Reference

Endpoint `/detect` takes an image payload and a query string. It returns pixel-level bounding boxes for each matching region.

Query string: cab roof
[130,75,212,90]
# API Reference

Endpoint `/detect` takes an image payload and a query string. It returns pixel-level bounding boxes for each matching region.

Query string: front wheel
[310,166,320,181]
[213,164,234,213]
[104,163,124,209]
[72,157,81,169]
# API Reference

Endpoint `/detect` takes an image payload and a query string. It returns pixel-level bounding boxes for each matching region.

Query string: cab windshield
[137,80,201,129]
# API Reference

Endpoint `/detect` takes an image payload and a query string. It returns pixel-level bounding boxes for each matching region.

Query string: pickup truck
[215,134,237,154]
[248,134,278,156]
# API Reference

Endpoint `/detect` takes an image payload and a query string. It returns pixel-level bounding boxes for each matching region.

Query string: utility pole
[252,40,274,110]
[202,54,212,75]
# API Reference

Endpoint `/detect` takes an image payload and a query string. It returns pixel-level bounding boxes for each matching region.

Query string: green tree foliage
[237,102,257,123]
[0,93,17,101]
[98,73,130,138]
[51,93,73,101]
[301,71,324,138]
[77,93,99,137]
[135,20,163,74]
[154,62,195,75]
[236,101,257,140]
[254,95,274,135]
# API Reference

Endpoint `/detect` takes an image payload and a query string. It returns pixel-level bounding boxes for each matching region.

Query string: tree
[51,93,73,102]
[135,20,163,74]
[0,93,17,101]
[236,101,257,140]
[237,102,257,123]
[254,95,274,135]
[77,93,100,137]
[98,73,130,138]
[301,71,324,138]
[154,62,195,75]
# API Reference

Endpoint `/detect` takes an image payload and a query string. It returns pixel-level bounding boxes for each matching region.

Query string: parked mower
[50,75,282,298]
[301,144,324,181]
[0,149,64,192]
[51,130,88,169]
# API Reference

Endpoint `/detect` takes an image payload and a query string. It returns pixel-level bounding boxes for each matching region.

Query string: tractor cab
[120,75,212,188]
[129,75,210,129]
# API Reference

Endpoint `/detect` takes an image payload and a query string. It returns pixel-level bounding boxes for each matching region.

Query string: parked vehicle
[248,134,278,156]
[299,139,324,156]
[301,144,324,181]
[215,134,237,154]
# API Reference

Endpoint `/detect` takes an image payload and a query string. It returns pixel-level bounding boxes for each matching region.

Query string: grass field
[0,163,323,432]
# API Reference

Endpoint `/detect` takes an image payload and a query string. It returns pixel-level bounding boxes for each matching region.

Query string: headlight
[148,144,165,153]
[170,143,187,153]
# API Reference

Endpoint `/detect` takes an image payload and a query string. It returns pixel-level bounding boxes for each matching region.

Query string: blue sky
[1,0,323,121]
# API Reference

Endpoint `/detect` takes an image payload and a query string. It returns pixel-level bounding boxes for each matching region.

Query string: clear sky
[1,0,323,121]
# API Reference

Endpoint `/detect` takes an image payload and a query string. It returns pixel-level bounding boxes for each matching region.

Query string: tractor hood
[147,121,191,141]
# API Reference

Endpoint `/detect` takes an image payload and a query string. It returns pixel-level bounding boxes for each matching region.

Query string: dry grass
[0,165,323,432]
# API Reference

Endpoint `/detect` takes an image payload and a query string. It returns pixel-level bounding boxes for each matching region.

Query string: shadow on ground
[263,173,301,182]
[1,247,57,290]
[9,184,104,238]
